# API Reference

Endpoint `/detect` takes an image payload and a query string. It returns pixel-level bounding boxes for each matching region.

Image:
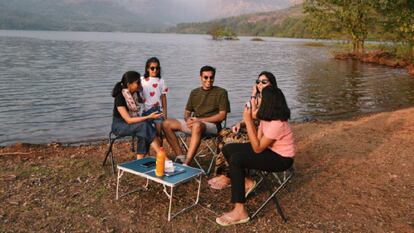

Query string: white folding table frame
[116,157,203,221]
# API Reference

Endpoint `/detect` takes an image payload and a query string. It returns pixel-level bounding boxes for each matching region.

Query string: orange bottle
[155,147,166,177]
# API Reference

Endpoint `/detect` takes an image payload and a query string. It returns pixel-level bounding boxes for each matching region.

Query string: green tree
[304,0,377,53]
[207,24,224,40]
[374,0,414,59]
[207,24,238,40]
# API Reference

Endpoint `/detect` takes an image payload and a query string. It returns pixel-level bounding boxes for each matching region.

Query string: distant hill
[168,4,313,38]
[0,0,157,32]
[0,0,302,32]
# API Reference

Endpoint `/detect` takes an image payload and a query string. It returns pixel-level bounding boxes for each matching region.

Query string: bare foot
[208,175,228,185]
[209,175,231,190]
[136,154,144,160]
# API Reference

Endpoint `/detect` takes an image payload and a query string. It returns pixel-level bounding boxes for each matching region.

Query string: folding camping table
[116,157,203,221]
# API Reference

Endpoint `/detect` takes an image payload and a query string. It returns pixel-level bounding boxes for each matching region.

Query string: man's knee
[163,119,178,131]
[191,121,205,135]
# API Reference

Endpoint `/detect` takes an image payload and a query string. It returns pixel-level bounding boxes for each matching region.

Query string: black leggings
[222,143,294,203]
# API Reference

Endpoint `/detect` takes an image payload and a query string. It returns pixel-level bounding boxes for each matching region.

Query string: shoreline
[2,105,414,148]
[1,107,413,232]
[334,50,414,76]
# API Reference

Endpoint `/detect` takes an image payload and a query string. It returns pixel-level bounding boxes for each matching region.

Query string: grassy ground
[1,107,414,232]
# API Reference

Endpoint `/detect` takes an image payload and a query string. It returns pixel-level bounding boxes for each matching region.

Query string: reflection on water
[296,58,414,120]
[0,30,413,145]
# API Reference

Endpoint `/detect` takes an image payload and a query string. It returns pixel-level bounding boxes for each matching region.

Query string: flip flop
[216,214,250,227]
[210,181,231,190]
[245,180,257,198]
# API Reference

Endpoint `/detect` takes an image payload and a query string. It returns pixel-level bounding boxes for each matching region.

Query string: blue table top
[117,157,203,186]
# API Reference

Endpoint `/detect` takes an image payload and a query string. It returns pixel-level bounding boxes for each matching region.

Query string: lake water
[1,30,414,146]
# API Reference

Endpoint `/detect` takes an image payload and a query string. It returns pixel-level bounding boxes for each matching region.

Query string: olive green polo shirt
[185,86,231,118]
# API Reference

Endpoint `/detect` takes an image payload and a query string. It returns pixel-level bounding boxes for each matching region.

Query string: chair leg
[250,171,291,221]
[192,138,218,175]
[103,139,115,166]
[177,133,189,152]
[110,149,116,174]
[103,138,117,174]
[130,136,135,153]
[273,196,287,223]
[204,142,217,175]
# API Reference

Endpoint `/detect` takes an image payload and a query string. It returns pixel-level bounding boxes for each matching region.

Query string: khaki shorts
[177,119,218,135]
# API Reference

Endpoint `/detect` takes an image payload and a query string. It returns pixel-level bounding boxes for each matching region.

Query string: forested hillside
[0,0,301,32]
[168,4,313,38]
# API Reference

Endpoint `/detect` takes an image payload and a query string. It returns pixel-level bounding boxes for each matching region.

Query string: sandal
[245,180,257,198]
[216,213,250,227]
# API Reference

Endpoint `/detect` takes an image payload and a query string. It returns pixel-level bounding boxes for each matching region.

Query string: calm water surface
[1,30,414,145]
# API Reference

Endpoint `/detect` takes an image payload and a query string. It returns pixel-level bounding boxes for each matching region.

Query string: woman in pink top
[208,71,276,190]
[216,74,295,226]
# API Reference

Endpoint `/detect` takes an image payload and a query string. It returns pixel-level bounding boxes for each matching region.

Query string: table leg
[117,171,149,199]
[144,178,149,189]
[168,187,174,221]
[166,174,202,221]
[195,174,201,204]
[116,169,124,200]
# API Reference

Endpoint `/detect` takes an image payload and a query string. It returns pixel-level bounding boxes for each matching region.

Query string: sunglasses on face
[203,76,214,81]
[149,66,159,71]
[256,79,269,85]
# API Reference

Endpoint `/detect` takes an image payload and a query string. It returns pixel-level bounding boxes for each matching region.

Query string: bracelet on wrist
[250,96,257,99]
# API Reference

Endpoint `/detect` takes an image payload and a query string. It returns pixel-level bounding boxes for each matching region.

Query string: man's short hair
[200,65,216,77]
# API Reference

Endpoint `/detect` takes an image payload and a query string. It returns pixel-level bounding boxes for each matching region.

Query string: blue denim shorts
[142,106,164,124]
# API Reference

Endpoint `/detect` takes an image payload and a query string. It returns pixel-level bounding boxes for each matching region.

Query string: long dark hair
[257,86,291,121]
[258,71,277,91]
[144,57,161,78]
[112,71,142,102]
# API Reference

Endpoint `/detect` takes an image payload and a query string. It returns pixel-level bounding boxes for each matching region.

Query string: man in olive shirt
[163,65,231,165]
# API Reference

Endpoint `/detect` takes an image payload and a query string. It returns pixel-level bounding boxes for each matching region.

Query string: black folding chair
[176,119,226,175]
[176,132,219,175]
[102,131,136,174]
[249,167,294,222]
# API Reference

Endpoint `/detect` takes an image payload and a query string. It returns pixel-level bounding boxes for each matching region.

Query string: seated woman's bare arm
[258,126,263,140]
[117,106,162,124]
[245,119,274,153]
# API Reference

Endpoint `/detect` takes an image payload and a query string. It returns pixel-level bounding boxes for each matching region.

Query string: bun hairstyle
[112,71,141,99]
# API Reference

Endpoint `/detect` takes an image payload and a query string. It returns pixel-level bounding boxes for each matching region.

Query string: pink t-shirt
[259,120,295,157]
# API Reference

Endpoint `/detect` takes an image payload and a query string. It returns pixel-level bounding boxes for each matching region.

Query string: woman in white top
[141,57,168,143]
